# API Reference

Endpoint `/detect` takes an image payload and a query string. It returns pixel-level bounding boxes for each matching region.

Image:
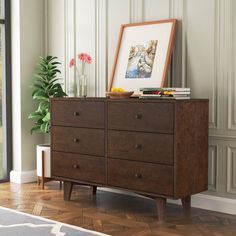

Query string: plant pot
[36,144,51,178]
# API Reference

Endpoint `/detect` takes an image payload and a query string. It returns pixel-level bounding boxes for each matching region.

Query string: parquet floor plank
[0,181,235,235]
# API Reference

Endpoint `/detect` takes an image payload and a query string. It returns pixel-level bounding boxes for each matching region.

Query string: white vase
[36,144,51,178]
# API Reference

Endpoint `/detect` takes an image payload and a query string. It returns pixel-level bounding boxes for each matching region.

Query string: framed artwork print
[108,19,177,94]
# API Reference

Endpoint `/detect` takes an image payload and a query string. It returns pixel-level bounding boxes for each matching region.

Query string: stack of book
[139,87,191,99]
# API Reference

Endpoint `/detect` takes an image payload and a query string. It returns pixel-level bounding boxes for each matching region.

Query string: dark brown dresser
[51,98,209,222]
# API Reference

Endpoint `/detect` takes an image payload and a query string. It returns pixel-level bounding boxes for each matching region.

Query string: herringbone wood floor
[0,181,235,235]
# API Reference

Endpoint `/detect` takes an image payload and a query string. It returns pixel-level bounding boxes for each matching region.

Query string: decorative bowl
[106,91,134,99]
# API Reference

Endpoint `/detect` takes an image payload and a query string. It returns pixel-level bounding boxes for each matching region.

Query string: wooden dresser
[51,98,209,222]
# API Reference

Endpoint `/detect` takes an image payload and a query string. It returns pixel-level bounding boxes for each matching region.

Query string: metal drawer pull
[134,144,141,149]
[134,173,142,179]
[135,114,142,119]
[73,111,80,116]
[73,138,79,143]
[73,164,80,169]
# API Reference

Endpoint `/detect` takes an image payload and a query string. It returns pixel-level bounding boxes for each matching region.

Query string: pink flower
[69,52,92,74]
[86,55,92,64]
[69,58,75,68]
[78,53,92,64]
[78,53,86,62]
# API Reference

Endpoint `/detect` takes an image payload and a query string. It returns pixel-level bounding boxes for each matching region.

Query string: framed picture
[108,19,177,94]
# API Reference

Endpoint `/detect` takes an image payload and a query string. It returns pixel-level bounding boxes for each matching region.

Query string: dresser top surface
[51,97,209,103]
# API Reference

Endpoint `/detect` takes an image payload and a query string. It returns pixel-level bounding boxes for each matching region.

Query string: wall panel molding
[184,0,219,130]
[208,145,218,191]
[209,135,236,141]
[95,0,107,96]
[130,0,144,23]
[107,0,131,84]
[169,0,183,19]
[44,0,48,55]
[64,0,76,97]
[210,0,220,130]
[143,0,170,21]
[169,0,185,87]
[227,146,236,194]
[227,0,236,130]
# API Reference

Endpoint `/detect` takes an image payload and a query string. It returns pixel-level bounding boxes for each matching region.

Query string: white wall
[10,0,45,183]
[46,0,236,201]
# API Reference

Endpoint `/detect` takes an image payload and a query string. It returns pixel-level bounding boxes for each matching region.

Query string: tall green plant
[28,56,67,134]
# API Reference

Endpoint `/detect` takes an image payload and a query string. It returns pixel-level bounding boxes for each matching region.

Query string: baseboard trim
[10,170,37,184]
[99,188,236,215]
[168,194,236,215]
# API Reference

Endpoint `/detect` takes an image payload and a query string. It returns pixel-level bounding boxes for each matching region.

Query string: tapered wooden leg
[41,150,45,190]
[181,196,191,218]
[59,181,63,190]
[156,197,166,223]
[37,177,40,186]
[92,186,97,195]
[64,181,73,201]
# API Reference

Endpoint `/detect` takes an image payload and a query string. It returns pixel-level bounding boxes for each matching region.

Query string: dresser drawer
[108,130,173,165]
[52,152,105,184]
[108,159,173,196]
[52,126,104,156]
[108,102,174,133]
[51,100,105,128]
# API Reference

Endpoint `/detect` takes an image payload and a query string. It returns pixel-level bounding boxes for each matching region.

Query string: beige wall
[11,0,45,182]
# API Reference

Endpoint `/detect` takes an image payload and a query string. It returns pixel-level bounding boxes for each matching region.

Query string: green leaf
[33,90,48,99]
[35,119,44,125]
[48,78,59,84]
[51,62,61,65]
[28,111,42,119]
[42,112,50,122]
[40,122,49,133]
[46,55,53,61]
[33,74,45,80]
[32,84,44,90]
[38,101,49,111]
[33,95,49,102]
[47,56,57,61]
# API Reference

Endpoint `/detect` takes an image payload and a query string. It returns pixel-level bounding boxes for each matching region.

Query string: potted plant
[28,56,67,181]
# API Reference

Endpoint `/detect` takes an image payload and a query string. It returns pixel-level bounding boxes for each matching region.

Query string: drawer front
[108,130,173,165]
[51,100,105,128]
[108,159,173,196]
[52,126,104,156]
[108,102,174,133]
[52,152,105,184]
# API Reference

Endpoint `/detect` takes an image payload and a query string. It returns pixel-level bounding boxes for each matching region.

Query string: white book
[140,87,190,92]
[140,94,161,97]
[168,91,191,95]
[139,95,190,99]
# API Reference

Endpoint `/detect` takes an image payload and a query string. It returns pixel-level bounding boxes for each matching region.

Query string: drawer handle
[73,138,79,143]
[134,144,142,149]
[73,164,80,169]
[135,114,142,119]
[73,111,80,116]
[134,173,142,179]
